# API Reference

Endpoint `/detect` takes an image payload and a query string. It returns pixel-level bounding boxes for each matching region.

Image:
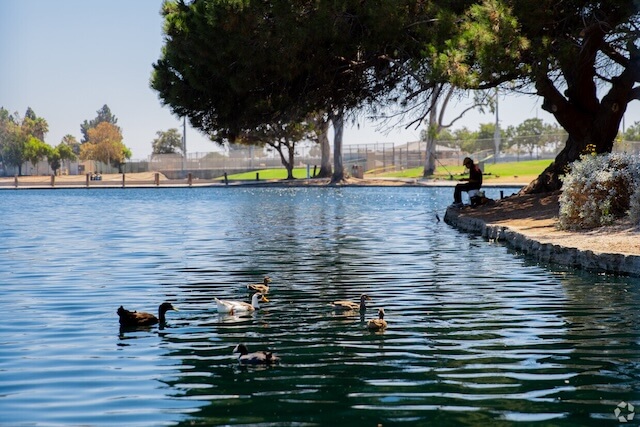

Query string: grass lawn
[215,168,310,181]
[218,160,551,183]
[372,159,551,182]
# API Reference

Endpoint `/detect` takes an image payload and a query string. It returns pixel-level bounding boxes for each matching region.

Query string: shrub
[559,152,640,230]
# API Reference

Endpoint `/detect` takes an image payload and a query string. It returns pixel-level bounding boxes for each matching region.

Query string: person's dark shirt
[469,165,482,189]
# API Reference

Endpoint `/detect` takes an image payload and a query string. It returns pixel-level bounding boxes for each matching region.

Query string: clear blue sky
[2,1,637,159]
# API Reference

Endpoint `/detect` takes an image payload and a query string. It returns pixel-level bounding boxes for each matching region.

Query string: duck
[331,294,371,312]
[215,293,268,314]
[117,302,178,327]
[233,343,280,365]
[367,308,388,331]
[247,276,272,294]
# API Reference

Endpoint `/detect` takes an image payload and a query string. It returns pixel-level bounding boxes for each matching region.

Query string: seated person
[452,157,482,207]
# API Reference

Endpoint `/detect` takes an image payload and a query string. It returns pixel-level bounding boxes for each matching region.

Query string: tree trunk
[422,135,436,177]
[521,114,626,194]
[330,110,345,184]
[272,141,296,180]
[286,141,295,180]
[317,118,332,178]
[422,86,441,177]
[522,27,633,194]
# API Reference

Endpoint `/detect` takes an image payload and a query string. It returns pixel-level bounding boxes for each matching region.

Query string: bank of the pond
[444,192,640,276]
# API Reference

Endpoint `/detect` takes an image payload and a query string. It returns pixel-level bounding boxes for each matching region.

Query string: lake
[0,186,638,426]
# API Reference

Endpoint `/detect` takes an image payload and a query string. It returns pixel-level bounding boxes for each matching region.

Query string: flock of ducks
[117,276,387,365]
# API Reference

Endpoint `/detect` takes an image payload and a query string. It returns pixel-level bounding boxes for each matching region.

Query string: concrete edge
[443,207,640,277]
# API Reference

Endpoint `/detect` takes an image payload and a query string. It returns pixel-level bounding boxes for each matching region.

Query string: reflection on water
[0,187,638,426]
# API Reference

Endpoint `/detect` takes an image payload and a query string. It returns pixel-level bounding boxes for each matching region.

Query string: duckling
[367,308,388,331]
[247,276,272,294]
[215,293,268,315]
[233,343,280,365]
[117,302,178,327]
[331,294,371,312]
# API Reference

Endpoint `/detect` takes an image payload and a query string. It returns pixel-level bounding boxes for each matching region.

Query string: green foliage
[24,137,51,170]
[152,128,183,155]
[62,134,81,156]
[623,121,640,141]
[81,105,119,143]
[0,107,50,175]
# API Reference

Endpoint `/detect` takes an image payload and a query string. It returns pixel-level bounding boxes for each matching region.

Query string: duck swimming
[331,294,371,312]
[215,293,268,315]
[367,308,388,331]
[117,302,178,327]
[247,276,272,294]
[233,343,280,365]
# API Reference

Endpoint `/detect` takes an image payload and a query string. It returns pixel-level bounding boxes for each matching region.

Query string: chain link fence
[3,139,640,178]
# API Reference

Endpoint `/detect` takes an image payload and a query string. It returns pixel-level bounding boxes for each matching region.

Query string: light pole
[182,116,187,178]
[493,87,500,163]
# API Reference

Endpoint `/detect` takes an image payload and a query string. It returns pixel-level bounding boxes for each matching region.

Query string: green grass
[216,168,310,180]
[482,159,552,178]
[372,159,551,180]
[218,160,552,181]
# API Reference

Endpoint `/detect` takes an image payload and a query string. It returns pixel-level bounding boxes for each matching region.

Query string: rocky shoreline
[443,193,640,277]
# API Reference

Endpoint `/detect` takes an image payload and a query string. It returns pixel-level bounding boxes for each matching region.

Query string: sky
[2,1,638,160]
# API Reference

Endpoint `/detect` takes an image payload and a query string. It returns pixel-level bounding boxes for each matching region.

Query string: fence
[3,139,640,178]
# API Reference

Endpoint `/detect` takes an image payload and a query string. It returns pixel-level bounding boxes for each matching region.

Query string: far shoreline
[0,171,530,190]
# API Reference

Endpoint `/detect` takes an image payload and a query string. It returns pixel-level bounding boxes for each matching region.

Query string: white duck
[215,293,268,314]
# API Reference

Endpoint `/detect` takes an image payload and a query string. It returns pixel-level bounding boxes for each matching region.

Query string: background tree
[81,105,120,143]
[62,134,81,156]
[624,122,640,141]
[1,108,51,176]
[236,119,316,179]
[152,128,183,155]
[421,87,492,176]
[0,112,28,175]
[48,142,77,175]
[23,137,51,174]
[80,122,131,171]
[22,107,49,141]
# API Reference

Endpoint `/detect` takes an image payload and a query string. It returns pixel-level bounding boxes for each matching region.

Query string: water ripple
[0,187,638,426]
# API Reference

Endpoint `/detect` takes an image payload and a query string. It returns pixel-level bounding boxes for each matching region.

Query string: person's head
[463,157,474,168]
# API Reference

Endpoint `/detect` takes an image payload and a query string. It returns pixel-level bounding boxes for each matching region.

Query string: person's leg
[454,184,464,203]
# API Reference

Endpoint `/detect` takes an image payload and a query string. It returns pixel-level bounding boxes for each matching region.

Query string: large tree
[151,0,426,183]
[429,0,640,193]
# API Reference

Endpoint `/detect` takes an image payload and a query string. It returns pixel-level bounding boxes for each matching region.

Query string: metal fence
[3,139,640,178]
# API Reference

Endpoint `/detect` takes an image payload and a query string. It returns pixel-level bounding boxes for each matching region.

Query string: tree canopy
[152,1,639,191]
[80,122,131,171]
[152,0,430,182]
[81,105,120,143]
[152,128,183,155]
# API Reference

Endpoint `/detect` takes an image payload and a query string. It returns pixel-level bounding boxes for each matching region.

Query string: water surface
[0,187,638,426]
